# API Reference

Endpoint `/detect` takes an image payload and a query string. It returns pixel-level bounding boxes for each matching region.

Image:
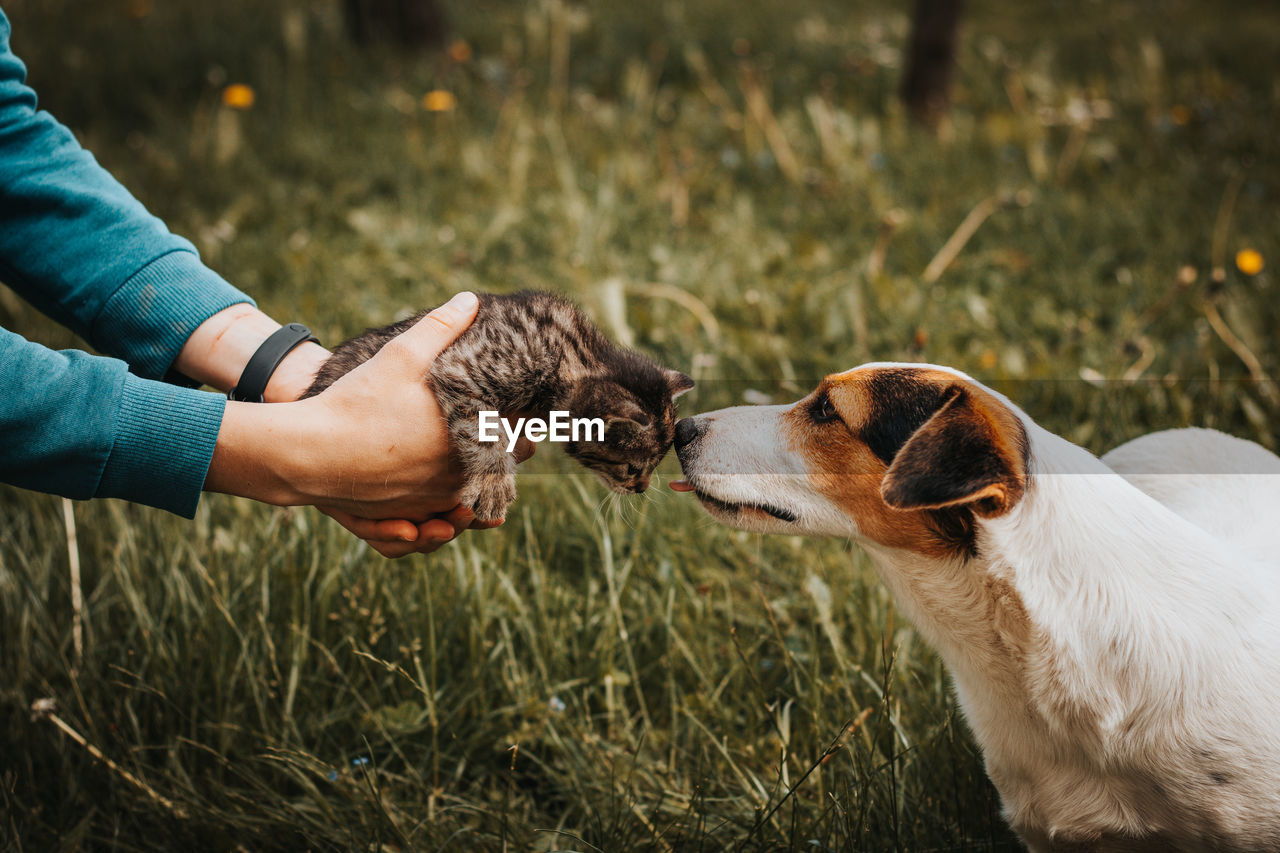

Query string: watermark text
[478,410,605,452]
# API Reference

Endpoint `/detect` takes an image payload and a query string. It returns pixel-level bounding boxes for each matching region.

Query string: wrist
[263,341,329,402]
[174,305,329,400]
[205,399,319,506]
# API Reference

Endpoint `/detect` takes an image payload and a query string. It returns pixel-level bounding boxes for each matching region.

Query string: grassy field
[2,0,1277,849]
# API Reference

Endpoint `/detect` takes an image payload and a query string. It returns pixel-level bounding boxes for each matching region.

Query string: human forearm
[172,303,329,402]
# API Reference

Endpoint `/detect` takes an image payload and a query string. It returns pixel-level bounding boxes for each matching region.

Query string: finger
[418,517,459,541]
[318,506,420,542]
[368,538,448,558]
[319,507,457,547]
[442,504,481,532]
[373,518,458,557]
[392,291,480,366]
[319,509,458,558]
[442,504,474,526]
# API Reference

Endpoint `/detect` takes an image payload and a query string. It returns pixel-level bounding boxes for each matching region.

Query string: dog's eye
[811,394,840,424]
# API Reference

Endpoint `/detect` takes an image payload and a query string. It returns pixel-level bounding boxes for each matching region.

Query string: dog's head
[673,364,1031,557]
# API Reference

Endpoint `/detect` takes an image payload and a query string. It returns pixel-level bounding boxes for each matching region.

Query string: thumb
[392,291,480,366]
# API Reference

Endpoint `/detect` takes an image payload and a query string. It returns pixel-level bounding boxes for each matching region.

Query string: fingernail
[448,291,478,313]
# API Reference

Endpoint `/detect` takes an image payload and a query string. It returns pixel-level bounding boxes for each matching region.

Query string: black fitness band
[227,323,320,403]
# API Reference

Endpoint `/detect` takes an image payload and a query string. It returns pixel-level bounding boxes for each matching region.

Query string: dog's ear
[880,387,1027,518]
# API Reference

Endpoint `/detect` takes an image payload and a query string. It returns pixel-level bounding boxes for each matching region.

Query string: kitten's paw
[462,473,517,524]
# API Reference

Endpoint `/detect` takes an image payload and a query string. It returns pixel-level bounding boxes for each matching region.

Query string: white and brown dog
[671,363,1280,852]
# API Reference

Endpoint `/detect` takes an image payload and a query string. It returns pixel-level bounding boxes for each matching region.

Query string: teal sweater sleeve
[0,9,255,516]
[1,327,225,517]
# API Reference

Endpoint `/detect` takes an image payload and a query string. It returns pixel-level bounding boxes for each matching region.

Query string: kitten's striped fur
[302,290,693,521]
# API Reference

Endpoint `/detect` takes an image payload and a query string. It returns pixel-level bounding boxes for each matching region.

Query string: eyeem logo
[478,411,605,452]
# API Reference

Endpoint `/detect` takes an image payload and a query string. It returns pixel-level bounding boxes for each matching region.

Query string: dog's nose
[674,417,704,450]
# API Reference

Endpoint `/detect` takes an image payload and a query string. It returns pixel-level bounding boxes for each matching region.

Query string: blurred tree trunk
[344,0,450,50]
[901,0,963,130]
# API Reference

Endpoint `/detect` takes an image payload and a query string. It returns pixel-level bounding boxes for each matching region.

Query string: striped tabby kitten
[302,290,694,522]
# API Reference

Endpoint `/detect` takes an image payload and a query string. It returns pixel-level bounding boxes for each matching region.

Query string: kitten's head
[563,356,694,494]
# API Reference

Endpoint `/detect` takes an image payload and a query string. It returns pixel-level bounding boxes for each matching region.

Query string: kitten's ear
[611,395,649,424]
[604,415,646,448]
[664,369,695,399]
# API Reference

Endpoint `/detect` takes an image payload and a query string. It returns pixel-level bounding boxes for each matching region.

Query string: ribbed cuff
[96,373,226,518]
[94,249,256,380]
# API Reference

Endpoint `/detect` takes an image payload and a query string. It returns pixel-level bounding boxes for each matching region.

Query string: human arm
[0,324,224,516]
[201,297,484,516]
[169,303,331,403]
[183,295,526,557]
[0,11,254,381]
[0,12,446,552]
[0,14,520,555]
[2,292,513,557]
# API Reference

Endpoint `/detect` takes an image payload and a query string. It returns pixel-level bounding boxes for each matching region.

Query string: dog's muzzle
[674,416,704,452]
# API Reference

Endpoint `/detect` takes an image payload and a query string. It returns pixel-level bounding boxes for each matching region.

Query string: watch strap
[227,323,320,403]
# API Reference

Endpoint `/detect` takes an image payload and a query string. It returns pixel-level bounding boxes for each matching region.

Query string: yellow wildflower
[221,84,256,110]
[422,90,457,112]
[1236,249,1264,276]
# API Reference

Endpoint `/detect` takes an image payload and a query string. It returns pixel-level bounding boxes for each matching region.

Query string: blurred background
[1,0,1276,849]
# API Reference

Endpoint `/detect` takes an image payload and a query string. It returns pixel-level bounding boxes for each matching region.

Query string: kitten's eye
[626,464,640,476]
[810,393,840,424]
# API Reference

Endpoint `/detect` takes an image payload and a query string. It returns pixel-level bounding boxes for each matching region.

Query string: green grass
[2,0,1277,849]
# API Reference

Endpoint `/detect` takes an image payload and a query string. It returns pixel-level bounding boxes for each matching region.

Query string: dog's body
[673,364,1280,852]
[1105,427,1280,567]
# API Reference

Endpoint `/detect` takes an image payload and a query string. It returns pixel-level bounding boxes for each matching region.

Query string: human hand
[316,428,535,558]
[202,293,538,557]
[319,504,497,558]
[206,292,493,534]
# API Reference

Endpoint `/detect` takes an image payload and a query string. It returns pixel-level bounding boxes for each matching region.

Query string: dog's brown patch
[881,384,1029,517]
[984,575,1032,653]
[784,366,1028,558]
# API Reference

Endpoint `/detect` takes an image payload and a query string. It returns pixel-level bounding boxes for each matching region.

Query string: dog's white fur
[676,363,1280,852]
[1104,427,1280,566]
